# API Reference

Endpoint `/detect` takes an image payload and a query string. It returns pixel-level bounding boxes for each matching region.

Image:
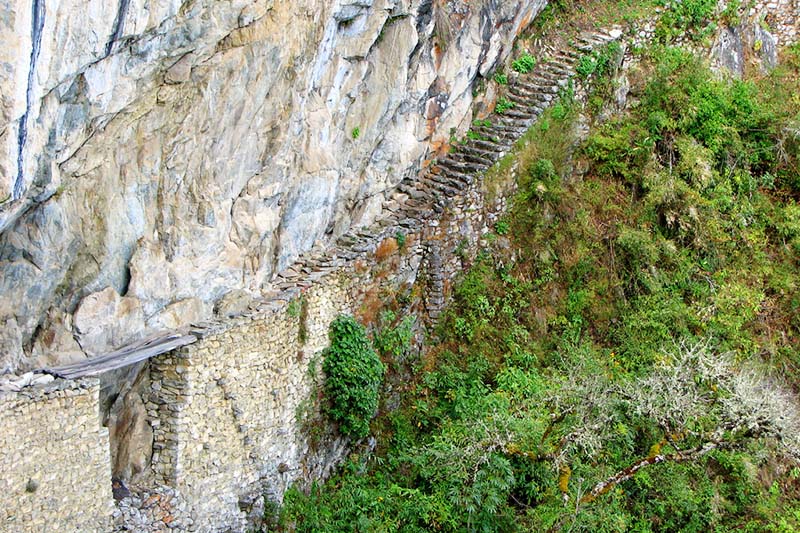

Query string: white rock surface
[73,287,146,356]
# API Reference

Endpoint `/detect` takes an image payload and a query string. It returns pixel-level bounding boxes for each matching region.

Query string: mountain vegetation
[277,3,800,531]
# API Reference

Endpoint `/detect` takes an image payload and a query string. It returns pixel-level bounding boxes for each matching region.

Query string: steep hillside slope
[278,2,800,531]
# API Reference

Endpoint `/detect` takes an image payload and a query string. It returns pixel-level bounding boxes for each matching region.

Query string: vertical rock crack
[14,0,46,200]
[105,0,131,58]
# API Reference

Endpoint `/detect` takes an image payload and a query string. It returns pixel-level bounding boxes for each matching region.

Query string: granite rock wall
[0,0,547,372]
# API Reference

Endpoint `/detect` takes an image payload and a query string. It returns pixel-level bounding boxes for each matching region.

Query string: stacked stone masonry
[753,0,799,45]
[0,378,114,532]
[148,281,354,530]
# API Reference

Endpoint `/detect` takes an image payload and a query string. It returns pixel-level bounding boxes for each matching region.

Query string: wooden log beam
[40,332,197,380]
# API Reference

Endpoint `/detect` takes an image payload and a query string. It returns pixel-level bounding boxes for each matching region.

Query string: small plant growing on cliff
[495,97,515,114]
[287,295,309,343]
[373,310,415,362]
[494,71,508,85]
[351,126,361,140]
[322,315,385,439]
[512,53,536,74]
[395,231,406,249]
[495,220,510,236]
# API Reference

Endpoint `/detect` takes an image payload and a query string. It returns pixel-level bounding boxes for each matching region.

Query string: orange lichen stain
[517,11,533,33]
[356,287,382,325]
[433,42,443,70]
[375,238,399,262]
[354,259,369,273]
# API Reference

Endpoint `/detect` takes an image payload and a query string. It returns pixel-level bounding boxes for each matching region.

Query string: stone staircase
[269,28,623,310]
[42,28,626,379]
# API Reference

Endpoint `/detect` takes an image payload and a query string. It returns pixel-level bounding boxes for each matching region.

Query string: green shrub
[494,72,508,85]
[373,310,415,361]
[322,315,385,439]
[495,97,515,114]
[394,231,406,249]
[656,0,716,42]
[495,220,510,235]
[583,122,653,184]
[576,42,621,80]
[576,54,598,78]
[512,53,536,74]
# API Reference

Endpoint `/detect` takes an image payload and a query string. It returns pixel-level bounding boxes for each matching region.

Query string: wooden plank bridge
[40,332,197,380]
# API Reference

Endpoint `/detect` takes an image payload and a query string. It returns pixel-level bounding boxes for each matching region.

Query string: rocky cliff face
[0,0,546,371]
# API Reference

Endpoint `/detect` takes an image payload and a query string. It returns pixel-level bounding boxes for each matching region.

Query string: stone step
[506,91,549,108]
[447,152,493,171]
[421,183,452,200]
[589,29,621,42]
[404,204,433,215]
[336,248,361,260]
[426,170,467,188]
[495,114,535,130]
[469,138,509,153]
[548,49,581,61]
[437,156,485,174]
[335,234,358,246]
[476,122,527,136]
[507,88,550,106]
[459,144,501,162]
[499,107,542,121]
[577,33,612,45]
[573,33,617,52]
[441,168,477,184]
[398,182,427,199]
[396,217,420,228]
[438,155,490,175]
[400,195,432,210]
[432,159,476,183]
[375,217,395,229]
[515,81,560,94]
[444,171,473,187]
[576,35,608,47]
[473,126,518,144]
[471,130,506,144]
[505,92,547,111]
[350,242,373,253]
[539,63,574,77]
[535,70,572,85]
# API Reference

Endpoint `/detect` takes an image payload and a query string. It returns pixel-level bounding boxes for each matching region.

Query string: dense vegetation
[322,315,386,439]
[278,21,800,533]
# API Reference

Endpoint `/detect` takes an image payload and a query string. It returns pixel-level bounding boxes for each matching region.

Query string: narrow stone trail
[42,29,623,379]
[43,27,627,533]
[273,28,622,303]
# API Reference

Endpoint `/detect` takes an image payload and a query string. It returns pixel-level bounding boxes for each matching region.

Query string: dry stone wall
[754,0,799,45]
[0,377,113,532]
[136,30,626,532]
[148,280,354,530]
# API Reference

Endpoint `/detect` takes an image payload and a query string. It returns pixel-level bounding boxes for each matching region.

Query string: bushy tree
[322,315,385,439]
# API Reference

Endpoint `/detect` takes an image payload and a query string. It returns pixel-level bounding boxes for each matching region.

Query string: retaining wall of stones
[0,378,114,532]
[148,280,356,530]
[753,0,799,45]
[142,171,517,530]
